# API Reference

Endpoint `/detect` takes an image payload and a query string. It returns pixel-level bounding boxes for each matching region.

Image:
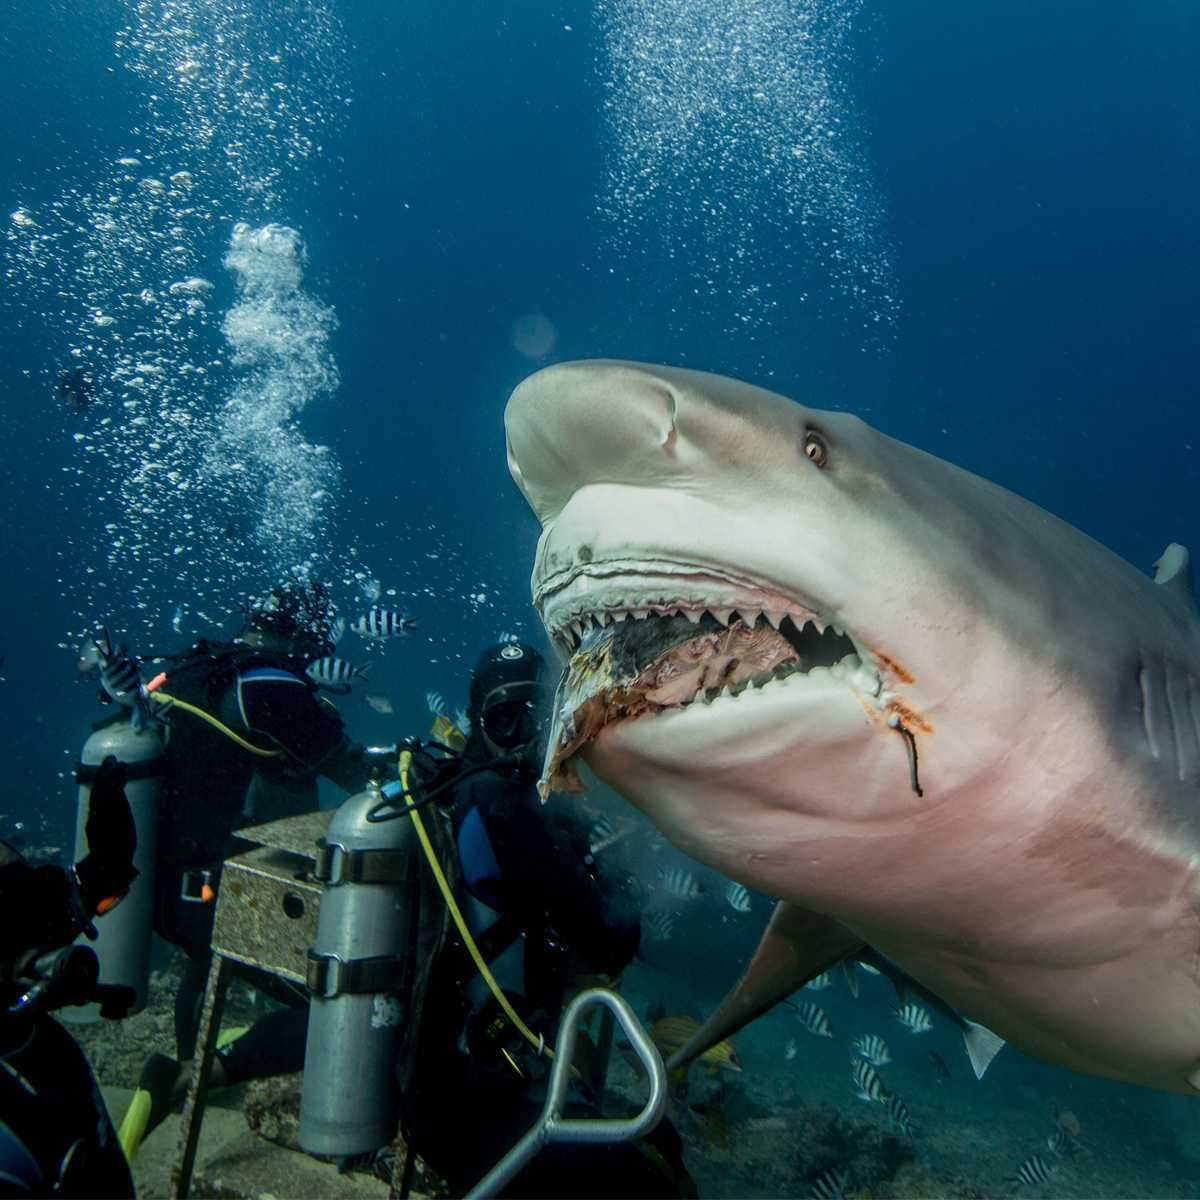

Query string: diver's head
[468,642,547,762]
[238,580,336,660]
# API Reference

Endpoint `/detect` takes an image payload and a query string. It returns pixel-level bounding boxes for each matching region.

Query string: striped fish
[852,1034,891,1067]
[305,656,368,689]
[659,865,703,901]
[1007,1152,1056,1189]
[805,970,833,991]
[850,1057,888,1103]
[787,1000,833,1038]
[426,689,446,715]
[895,1002,933,1034]
[351,608,419,640]
[726,881,752,913]
[887,1092,917,1136]
[643,910,675,942]
[809,1165,850,1199]
[1046,1129,1078,1159]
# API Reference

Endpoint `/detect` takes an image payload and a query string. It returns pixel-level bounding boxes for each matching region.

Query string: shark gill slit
[1164,666,1194,782]
[1138,662,1160,761]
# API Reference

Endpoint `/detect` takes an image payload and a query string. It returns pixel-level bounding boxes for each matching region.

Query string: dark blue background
[0,3,1198,1171]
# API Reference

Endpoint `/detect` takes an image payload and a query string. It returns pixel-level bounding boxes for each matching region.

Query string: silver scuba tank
[60,717,164,1022]
[299,780,420,1159]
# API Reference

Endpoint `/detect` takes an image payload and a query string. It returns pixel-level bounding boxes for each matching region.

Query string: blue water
[2,1,1198,1194]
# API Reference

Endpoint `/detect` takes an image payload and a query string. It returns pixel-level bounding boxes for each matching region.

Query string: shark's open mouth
[538,595,885,798]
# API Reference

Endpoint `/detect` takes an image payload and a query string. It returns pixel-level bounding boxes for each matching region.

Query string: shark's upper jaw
[535,559,907,799]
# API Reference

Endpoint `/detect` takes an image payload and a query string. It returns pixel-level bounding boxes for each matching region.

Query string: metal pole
[465,988,666,1199]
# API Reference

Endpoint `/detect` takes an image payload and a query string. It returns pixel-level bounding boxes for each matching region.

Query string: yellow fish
[650,1016,742,1074]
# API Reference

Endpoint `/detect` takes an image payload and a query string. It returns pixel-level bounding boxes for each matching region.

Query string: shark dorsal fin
[1153,543,1195,610]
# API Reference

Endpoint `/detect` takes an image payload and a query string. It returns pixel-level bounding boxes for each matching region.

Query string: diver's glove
[74,755,138,916]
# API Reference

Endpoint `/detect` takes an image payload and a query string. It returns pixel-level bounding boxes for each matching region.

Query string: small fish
[786,1000,832,1038]
[305,656,368,689]
[726,881,752,913]
[895,1002,933,1034]
[365,693,394,715]
[329,616,346,644]
[850,1057,888,1103]
[643,910,675,942]
[784,1038,797,1062]
[805,971,833,991]
[928,1050,951,1083]
[859,960,882,976]
[1007,1152,1056,1190]
[1046,1129,1078,1159]
[650,1016,741,1073]
[427,689,446,715]
[852,1034,891,1067]
[886,1091,917,1137]
[58,363,95,415]
[352,608,419,640]
[360,577,383,602]
[659,866,703,901]
[588,818,614,854]
[172,604,184,634]
[809,1166,850,1200]
[454,705,471,734]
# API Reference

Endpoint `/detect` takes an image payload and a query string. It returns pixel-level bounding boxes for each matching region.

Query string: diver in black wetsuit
[400,642,693,1198]
[0,757,138,1198]
[117,581,387,1159]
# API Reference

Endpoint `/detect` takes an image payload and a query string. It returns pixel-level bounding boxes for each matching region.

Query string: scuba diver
[112,580,390,1159]
[396,642,694,1198]
[0,757,138,1198]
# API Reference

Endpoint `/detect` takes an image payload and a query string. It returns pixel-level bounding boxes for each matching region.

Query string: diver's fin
[118,1052,182,1162]
[664,902,864,1072]
[116,1089,152,1163]
[961,1018,1006,1079]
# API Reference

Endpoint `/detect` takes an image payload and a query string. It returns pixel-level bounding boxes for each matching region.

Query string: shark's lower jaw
[536,569,894,798]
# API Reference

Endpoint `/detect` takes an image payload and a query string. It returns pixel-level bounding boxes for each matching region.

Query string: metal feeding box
[210,810,332,982]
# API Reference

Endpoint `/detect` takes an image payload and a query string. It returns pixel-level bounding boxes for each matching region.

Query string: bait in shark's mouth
[539,608,858,797]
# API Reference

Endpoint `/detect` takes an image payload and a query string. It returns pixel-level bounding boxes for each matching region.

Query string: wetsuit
[0,838,134,1199]
[156,640,375,1063]
[400,746,691,1198]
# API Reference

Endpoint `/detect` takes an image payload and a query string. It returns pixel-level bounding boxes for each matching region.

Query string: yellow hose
[148,690,283,757]
[399,750,554,1061]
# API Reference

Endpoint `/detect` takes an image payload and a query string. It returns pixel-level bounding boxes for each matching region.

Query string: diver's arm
[482,782,640,977]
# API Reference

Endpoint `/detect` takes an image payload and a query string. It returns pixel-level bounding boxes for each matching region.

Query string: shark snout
[505,360,715,524]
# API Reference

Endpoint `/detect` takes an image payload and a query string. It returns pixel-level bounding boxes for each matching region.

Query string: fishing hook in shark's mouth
[538,605,889,798]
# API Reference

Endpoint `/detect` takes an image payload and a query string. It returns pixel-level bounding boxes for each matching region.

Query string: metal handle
[464,987,666,1199]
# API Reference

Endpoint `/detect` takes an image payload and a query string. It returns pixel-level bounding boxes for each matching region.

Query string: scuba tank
[60,717,164,1022]
[299,781,421,1160]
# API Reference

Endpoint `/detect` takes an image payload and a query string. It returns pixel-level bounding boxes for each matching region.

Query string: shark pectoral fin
[664,901,864,1072]
[961,1018,1006,1079]
[1154,543,1195,609]
[840,958,860,999]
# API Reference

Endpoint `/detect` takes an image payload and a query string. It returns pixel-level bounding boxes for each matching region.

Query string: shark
[504,358,1200,1096]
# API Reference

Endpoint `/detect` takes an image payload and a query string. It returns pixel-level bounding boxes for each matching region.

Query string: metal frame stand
[171,954,231,1198]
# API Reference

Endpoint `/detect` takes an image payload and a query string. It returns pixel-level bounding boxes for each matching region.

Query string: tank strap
[75,758,166,785]
[305,950,411,998]
[311,838,417,885]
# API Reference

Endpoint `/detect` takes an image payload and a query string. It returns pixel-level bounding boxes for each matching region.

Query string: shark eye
[803,430,828,468]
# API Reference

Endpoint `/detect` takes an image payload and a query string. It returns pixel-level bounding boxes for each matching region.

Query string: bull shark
[504,359,1200,1096]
